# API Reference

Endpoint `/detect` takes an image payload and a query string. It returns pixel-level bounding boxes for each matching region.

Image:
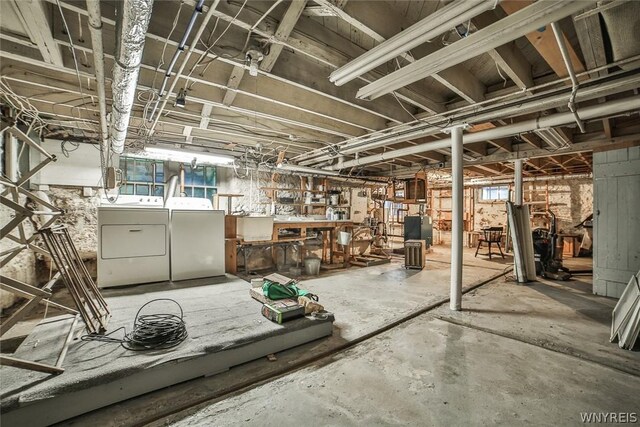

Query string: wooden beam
[199,104,212,129]
[472,11,533,90]
[12,0,63,66]
[260,0,308,73]
[500,1,586,79]
[331,0,486,104]
[221,66,246,106]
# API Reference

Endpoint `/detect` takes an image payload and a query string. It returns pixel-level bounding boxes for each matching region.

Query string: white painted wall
[593,146,640,298]
[30,139,106,187]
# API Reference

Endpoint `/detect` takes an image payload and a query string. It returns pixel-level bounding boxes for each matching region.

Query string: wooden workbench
[225,219,356,273]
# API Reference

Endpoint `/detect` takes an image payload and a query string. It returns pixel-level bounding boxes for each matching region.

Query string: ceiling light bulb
[249,59,259,77]
[175,88,187,108]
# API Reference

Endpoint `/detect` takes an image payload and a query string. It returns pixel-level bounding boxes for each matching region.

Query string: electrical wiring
[81,299,188,351]
[184,0,248,91]
[61,140,80,157]
[152,2,185,91]
[388,58,452,130]
[55,0,86,103]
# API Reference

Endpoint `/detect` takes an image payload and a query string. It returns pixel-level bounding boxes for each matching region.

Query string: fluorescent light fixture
[534,129,569,149]
[276,163,341,176]
[329,0,494,86]
[144,146,234,165]
[356,0,596,100]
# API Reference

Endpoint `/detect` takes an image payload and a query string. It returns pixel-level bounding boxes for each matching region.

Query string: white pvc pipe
[5,133,18,182]
[514,159,523,206]
[330,95,640,170]
[303,72,640,166]
[450,126,464,311]
[277,163,341,176]
[551,22,586,133]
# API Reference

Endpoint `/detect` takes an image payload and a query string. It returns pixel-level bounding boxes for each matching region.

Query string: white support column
[450,125,464,311]
[514,159,523,206]
[5,133,19,182]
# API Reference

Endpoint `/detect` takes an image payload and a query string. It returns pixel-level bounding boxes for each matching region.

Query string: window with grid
[181,164,217,199]
[480,185,509,201]
[119,157,165,196]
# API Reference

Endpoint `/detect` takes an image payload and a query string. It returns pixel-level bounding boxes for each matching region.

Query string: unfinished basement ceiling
[0,0,639,178]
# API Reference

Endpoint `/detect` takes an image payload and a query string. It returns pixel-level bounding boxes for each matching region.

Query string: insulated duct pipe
[329,0,497,86]
[302,70,640,166]
[86,0,109,152]
[551,21,586,133]
[164,174,180,204]
[328,95,640,170]
[148,0,221,135]
[110,0,154,154]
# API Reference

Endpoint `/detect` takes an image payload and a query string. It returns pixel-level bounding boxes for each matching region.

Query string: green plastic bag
[262,280,310,300]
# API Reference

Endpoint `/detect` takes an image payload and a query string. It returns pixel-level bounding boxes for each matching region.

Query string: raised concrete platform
[0,276,333,427]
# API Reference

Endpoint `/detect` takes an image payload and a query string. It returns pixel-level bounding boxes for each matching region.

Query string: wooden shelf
[261,187,327,193]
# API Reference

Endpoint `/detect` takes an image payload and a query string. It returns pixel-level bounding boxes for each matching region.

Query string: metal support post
[450,125,464,311]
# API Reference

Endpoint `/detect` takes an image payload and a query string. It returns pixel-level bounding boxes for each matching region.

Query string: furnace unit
[403,215,433,247]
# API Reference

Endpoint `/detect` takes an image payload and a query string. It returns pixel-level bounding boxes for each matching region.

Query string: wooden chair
[475,227,505,259]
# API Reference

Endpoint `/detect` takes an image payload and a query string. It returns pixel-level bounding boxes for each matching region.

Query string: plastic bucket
[304,258,321,276]
[337,231,352,245]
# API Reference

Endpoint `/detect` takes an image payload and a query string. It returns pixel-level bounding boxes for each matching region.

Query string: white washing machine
[97,207,170,288]
[165,197,225,281]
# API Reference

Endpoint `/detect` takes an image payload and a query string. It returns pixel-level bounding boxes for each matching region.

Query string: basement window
[182,164,217,199]
[119,157,165,197]
[480,185,509,202]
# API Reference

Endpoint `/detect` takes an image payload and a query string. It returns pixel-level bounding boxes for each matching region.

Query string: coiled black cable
[82,299,188,351]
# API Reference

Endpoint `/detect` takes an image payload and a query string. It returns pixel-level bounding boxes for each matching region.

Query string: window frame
[119,157,165,197]
[478,185,510,202]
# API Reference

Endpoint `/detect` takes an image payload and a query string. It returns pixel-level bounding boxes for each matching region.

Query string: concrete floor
[62,248,639,426]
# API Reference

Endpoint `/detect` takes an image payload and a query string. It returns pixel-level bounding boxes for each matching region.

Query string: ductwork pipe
[164,174,180,204]
[110,0,154,154]
[86,0,108,152]
[302,71,640,166]
[328,95,640,170]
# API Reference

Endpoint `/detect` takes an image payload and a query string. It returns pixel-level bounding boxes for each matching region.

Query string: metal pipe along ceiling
[110,0,154,154]
[302,71,640,166]
[86,0,108,152]
[326,95,640,170]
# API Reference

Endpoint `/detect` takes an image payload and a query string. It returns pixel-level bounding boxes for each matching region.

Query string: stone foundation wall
[472,178,593,234]
[0,194,37,310]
